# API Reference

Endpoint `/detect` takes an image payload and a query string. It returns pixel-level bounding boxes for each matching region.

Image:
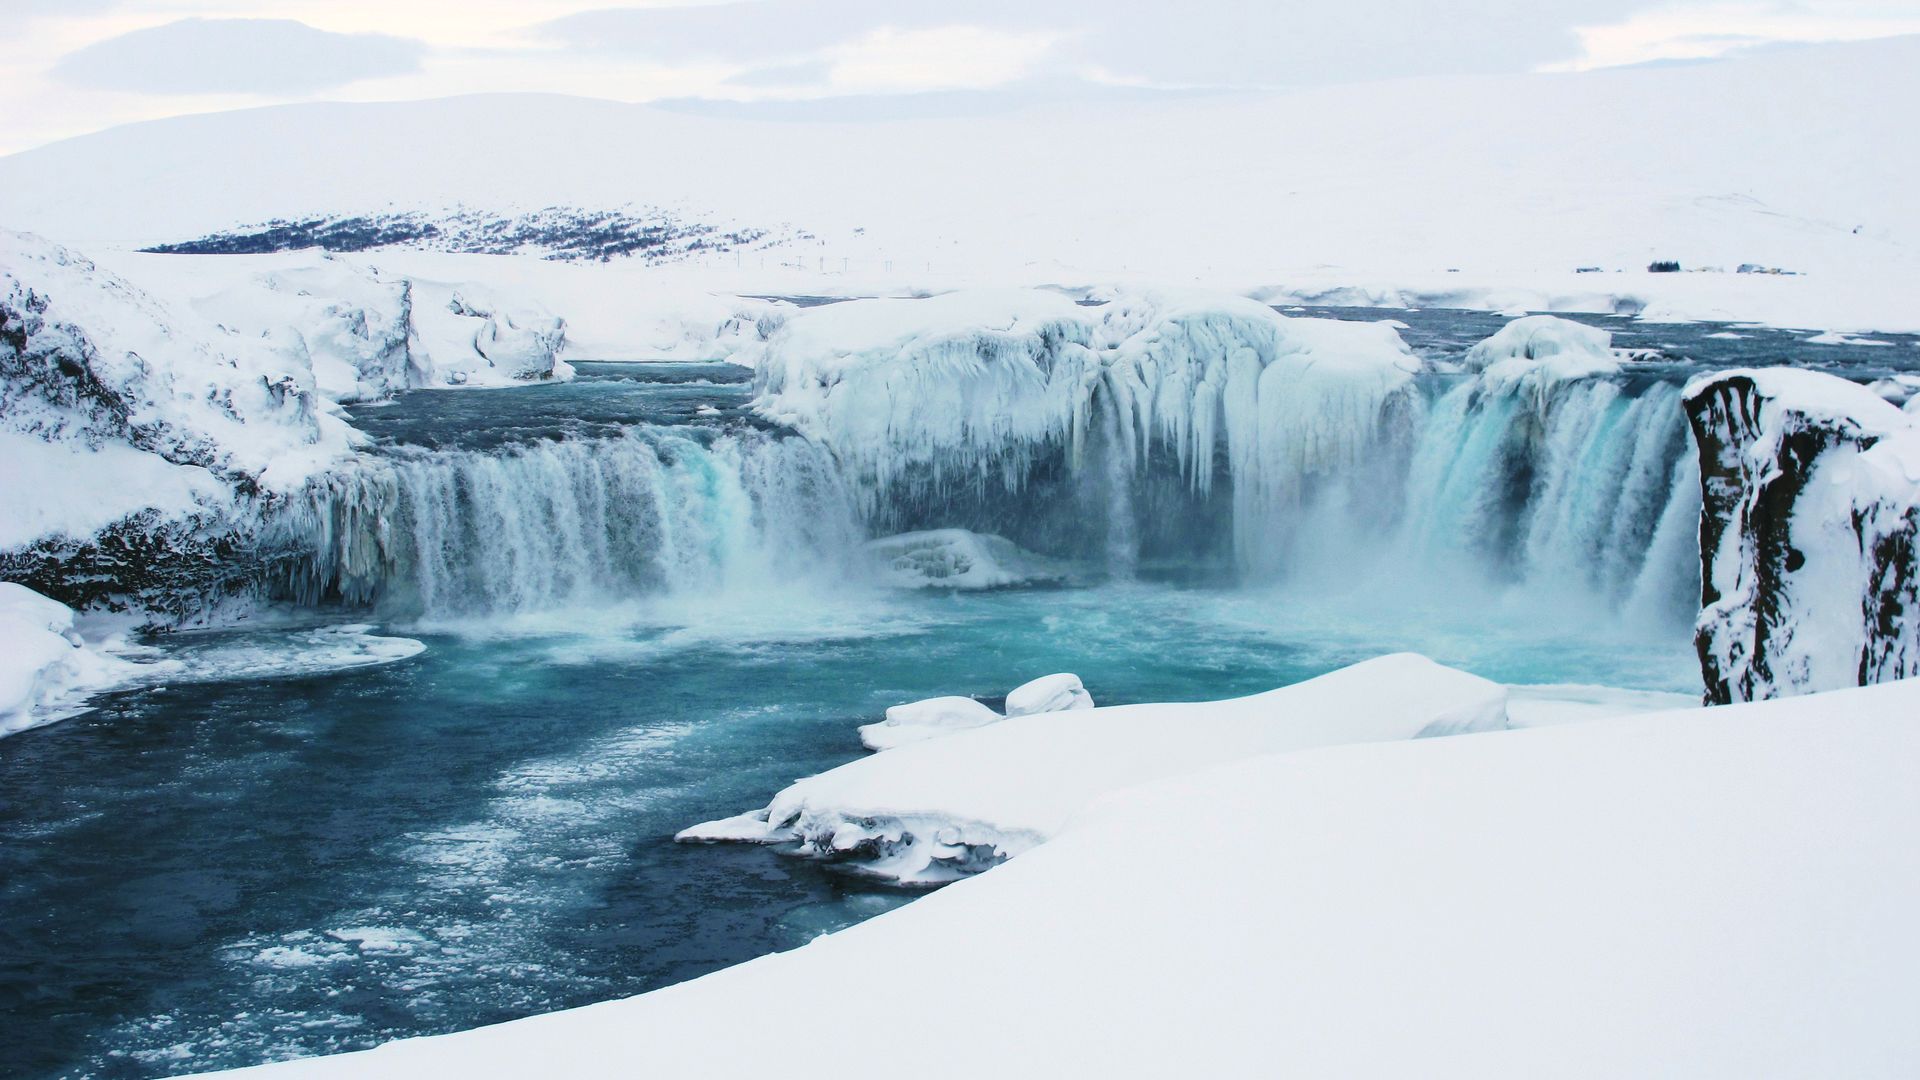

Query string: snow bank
[678,653,1506,884]
[0,582,139,736]
[862,529,1066,590]
[1685,367,1920,701]
[212,672,1920,1080]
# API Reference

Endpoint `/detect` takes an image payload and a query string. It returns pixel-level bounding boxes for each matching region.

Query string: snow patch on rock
[1684,367,1920,701]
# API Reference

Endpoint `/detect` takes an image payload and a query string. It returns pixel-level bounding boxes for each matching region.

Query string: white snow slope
[206,664,1920,1080]
[1,38,1916,330]
[680,653,1505,884]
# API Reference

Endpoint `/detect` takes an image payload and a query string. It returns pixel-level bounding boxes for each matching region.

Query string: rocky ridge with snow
[1685,367,1920,702]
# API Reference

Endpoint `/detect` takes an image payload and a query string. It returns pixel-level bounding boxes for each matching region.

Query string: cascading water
[275,428,863,620]
[257,318,1707,632]
[1378,375,1699,616]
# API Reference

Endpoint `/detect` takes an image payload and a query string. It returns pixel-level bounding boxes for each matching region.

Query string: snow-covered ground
[202,661,1920,1080]
[0,38,1915,332]
[680,654,1506,884]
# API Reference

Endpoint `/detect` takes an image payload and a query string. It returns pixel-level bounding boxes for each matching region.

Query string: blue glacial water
[2,314,1910,1079]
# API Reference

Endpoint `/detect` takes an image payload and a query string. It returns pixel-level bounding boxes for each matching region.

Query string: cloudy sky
[3,0,1918,154]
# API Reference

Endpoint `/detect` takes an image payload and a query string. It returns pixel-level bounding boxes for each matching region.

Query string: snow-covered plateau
[0,38,1916,332]
[203,661,1920,1080]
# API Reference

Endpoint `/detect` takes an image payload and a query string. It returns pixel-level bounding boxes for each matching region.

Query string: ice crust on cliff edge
[747,289,1421,551]
[210,669,1920,1080]
[0,231,360,554]
[1685,366,1920,702]
[678,653,1507,885]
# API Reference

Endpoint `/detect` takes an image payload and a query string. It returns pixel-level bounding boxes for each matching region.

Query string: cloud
[722,58,834,87]
[1544,0,1920,70]
[51,18,425,95]
[0,0,120,15]
[534,0,1662,88]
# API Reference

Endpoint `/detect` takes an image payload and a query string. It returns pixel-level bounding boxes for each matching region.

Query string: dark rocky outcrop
[1685,369,1920,703]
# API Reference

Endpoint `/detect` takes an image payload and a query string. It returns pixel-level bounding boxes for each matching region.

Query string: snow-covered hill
[1,39,1917,329]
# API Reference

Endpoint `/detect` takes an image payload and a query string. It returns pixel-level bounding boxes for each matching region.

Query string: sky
[2,0,1918,155]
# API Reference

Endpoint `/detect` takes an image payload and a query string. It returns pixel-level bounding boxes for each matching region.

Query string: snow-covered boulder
[858,695,1001,751]
[0,582,138,736]
[1004,672,1094,716]
[863,529,1066,590]
[1462,314,1614,372]
[678,654,1508,885]
[1684,367,1920,702]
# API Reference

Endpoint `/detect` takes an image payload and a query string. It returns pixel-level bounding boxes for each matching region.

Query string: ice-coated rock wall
[0,231,358,617]
[751,299,1696,611]
[1685,368,1920,703]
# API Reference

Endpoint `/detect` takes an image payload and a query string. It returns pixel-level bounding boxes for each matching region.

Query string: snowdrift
[678,654,1506,884]
[206,668,1920,1080]
[0,582,140,736]
[1686,368,1920,702]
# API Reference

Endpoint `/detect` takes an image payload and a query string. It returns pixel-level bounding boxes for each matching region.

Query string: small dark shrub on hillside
[1648,260,1682,273]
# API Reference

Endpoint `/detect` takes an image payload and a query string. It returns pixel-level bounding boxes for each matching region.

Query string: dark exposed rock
[1685,369,1920,703]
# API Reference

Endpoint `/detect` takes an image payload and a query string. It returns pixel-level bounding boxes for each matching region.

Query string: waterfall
[1374,376,1698,608]
[273,428,863,619]
[267,357,1703,627]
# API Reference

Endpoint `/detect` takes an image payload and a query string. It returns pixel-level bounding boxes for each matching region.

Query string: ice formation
[1686,368,1920,701]
[749,288,1423,574]
[862,529,1066,590]
[678,654,1508,885]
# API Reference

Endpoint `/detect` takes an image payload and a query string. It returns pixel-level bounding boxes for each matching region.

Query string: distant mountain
[140,205,801,263]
